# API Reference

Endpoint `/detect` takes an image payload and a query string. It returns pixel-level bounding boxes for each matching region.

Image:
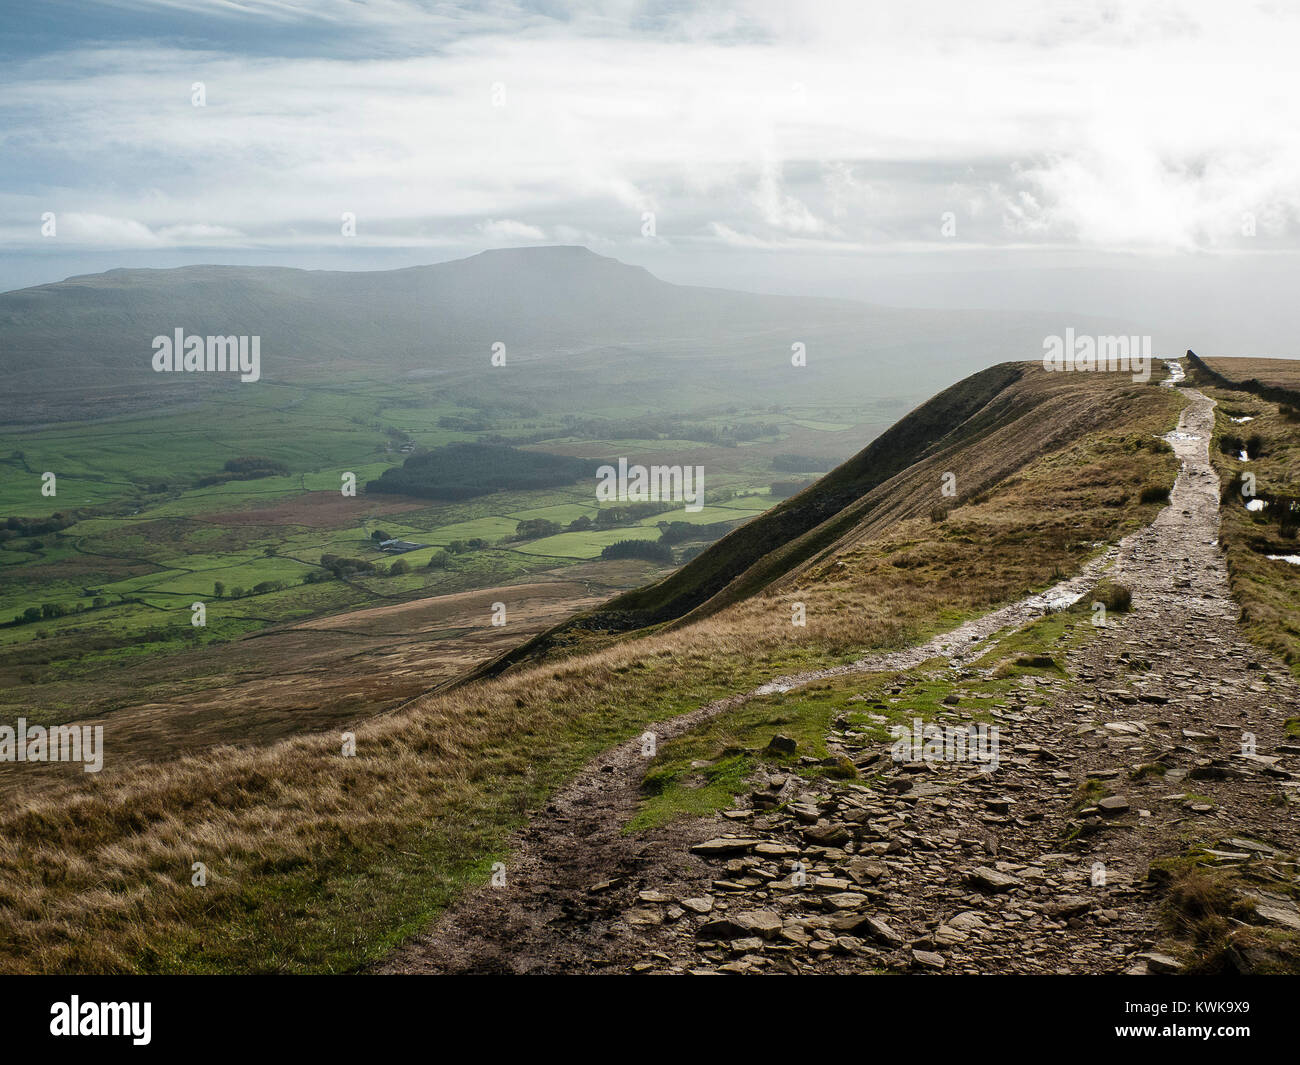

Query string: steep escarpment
[460,361,1168,684]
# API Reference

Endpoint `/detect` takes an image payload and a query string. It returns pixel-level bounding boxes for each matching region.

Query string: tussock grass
[0,368,1181,973]
[1150,850,1300,974]
[1091,581,1133,613]
[1202,362,1300,676]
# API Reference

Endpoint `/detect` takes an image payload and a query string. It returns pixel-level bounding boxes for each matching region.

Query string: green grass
[0,366,1189,973]
[629,601,1099,833]
[1,383,867,704]
[633,505,753,526]
[512,527,664,559]
[1073,777,1109,812]
[628,682,848,832]
[972,605,1098,675]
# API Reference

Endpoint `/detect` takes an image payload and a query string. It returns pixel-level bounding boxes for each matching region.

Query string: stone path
[382,382,1300,974]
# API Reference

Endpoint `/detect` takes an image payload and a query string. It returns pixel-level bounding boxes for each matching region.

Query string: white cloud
[751,157,825,235]
[21,213,247,248]
[707,222,781,249]
[477,218,547,241]
[157,223,247,243]
[55,213,162,246]
[2,0,1298,256]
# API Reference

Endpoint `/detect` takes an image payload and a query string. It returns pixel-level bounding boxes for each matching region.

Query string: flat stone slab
[966,866,1023,892]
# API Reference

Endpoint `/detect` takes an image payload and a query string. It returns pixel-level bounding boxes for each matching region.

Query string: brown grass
[1201,359,1300,676]
[0,368,1182,973]
[1202,356,1300,393]
[1152,858,1300,975]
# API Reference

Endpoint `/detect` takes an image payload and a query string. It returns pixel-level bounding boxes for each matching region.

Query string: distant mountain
[0,245,1142,424]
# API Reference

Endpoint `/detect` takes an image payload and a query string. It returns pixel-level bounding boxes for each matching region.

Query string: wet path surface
[383,384,1300,974]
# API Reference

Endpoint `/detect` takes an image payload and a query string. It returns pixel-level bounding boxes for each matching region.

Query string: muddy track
[381,380,1300,974]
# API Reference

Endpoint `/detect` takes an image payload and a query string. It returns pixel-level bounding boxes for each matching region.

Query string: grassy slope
[0,379,832,729]
[0,364,1181,973]
[462,361,1174,682]
[1192,356,1300,676]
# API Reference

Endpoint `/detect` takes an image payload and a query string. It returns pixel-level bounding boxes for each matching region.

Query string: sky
[3,0,1299,354]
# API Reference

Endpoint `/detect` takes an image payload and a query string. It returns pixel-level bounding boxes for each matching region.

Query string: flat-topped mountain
[0,246,1139,424]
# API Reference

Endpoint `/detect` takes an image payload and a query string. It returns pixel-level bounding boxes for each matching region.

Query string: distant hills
[0,245,1143,424]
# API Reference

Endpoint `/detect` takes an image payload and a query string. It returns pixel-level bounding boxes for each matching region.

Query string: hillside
[0,246,1143,425]
[1191,351,1300,406]
[0,357,1213,974]
[391,358,1300,976]
[1187,352,1300,674]
[462,358,1167,681]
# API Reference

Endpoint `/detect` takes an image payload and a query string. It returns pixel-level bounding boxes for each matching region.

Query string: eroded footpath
[382,385,1300,974]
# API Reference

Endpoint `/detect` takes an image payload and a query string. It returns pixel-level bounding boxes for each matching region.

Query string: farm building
[376,538,426,554]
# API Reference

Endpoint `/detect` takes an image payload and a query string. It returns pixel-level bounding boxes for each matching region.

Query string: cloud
[707,222,782,249]
[23,213,247,248]
[1001,136,1300,250]
[54,213,162,246]
[477,218,547,241]
[751,158,825,235]
[1,0,1297,258]
[157,223,247,243]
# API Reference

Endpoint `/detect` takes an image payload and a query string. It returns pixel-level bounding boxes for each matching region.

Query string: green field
[0,379,875,703]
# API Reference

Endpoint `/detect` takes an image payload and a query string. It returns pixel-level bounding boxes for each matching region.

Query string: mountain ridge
[453,358,1171,686]
[0,245,1153,427]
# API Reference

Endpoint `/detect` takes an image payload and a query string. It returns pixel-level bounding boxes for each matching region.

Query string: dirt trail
[382,380,1300,974]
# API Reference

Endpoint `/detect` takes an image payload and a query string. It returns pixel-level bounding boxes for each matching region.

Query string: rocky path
[382,383,1300,974]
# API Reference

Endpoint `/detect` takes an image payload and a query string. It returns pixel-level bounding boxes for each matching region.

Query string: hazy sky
[3,0,1299,354]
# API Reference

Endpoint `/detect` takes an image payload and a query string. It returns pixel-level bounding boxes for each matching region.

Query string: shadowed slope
[458,362,1166,684]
